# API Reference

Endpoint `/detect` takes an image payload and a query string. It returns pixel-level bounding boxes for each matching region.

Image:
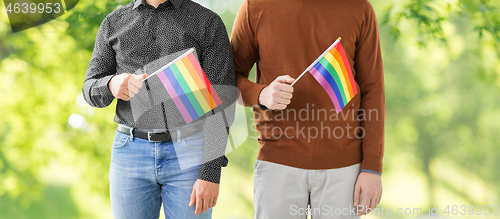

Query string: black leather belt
[117,124,204,142]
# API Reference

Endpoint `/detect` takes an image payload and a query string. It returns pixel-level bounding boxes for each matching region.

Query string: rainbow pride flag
[293,38,358,113]
[144,49,222,124]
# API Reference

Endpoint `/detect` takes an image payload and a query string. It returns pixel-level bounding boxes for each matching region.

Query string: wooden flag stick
[291,37,342,87]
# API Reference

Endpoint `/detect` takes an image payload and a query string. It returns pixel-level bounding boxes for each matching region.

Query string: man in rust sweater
[231,0,385,218]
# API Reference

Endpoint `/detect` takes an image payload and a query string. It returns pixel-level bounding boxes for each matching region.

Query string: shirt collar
[132,0,184,10]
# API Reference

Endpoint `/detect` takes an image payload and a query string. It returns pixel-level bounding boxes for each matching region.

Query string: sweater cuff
[361,169,381,176]
[198,156,228,184]
[244,83,267,107]
[257,86,270,110]
[360,155,383,174]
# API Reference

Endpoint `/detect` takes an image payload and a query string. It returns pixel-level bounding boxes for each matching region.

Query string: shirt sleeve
[197,15,237,184]
[231,0,267,107]
[354,1,385,174]
[82,16,117,108]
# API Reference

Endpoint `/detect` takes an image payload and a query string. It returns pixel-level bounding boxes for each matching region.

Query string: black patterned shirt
[83,0,235,184]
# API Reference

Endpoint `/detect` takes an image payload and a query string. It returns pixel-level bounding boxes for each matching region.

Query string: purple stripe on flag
[157,71,194,123]
[309,67,342,113]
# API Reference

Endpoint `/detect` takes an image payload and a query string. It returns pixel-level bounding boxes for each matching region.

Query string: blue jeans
[109,128,212,219]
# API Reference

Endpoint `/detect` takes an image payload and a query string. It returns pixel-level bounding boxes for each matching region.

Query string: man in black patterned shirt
[83,0,236,218]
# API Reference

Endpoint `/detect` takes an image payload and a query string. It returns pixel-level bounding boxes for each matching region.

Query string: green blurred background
[1,0,499,218]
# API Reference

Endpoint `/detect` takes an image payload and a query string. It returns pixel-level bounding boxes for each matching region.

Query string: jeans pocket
[181,132,205,150]
[173,132,205,170]
[112,131,130,149]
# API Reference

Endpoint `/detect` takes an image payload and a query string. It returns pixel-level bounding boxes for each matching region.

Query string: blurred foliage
[379,0,500,208]
[0,0,499,218]
[383,0,500,50]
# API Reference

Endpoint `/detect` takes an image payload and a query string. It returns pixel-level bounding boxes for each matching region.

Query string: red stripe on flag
[335,43,357,95]
[187,53,222,106]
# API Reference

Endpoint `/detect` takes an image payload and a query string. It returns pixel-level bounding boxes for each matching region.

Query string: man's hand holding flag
[109,73,148,101]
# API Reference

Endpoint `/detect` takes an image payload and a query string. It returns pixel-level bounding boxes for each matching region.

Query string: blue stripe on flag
[163,68,199,120]
[314,62,345,108]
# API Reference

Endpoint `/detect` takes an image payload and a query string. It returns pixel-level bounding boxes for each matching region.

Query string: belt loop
[129,127,135,141]
[176,129,181,143]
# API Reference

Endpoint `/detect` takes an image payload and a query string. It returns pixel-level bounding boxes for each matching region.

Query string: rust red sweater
[231,0,385,173]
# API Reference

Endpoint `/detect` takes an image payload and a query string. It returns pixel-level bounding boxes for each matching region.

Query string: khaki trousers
[254,160,361,219]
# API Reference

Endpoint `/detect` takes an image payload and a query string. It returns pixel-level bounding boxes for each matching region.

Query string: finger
[118,84,129,96]
[278,92,293,100]
[271,103,287,110]
[377,194,382,205]
[353,185,361,207]
[284,77,296,84]
[119,92,130,101]
[272,83,281,92]
[128,80,142,91]
[276,75,296,84]
[195,196,202,215]
[378,189,383,205]
[189,189,196,207]
[128,85,139,95]
[210,197,215,209]
[213,196,218,207]
[130,75,143,89]
[277,97,291,105]
[130,73,147,80]
[360,195,371,216]
[275,75,290,83]
[203,197,210,213]
[121,96,130,101]
[128,92,136,99]
[356,204,364,217]
[129,76,144,89]
[279,84,294,93]
[367,198,373,215]
[207,198,213,210]
[371,197,378,211]
[122,73,132,85]
[121,90,130,98]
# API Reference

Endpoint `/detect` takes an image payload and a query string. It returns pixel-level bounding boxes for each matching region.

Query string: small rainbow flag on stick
[142,49,222,124]
[291,37,358,113]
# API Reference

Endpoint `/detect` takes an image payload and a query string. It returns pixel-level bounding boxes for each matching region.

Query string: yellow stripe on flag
[181,57,214,109]
[331,49,355,98]
[324,52,351,101]
[176,60,211,112]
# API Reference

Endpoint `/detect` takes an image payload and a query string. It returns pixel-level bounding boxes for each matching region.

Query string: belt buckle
[148,131,164,142]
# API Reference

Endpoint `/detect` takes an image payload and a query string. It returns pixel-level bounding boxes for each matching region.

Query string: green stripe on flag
[170,64,204,116]
[319,58,347,104]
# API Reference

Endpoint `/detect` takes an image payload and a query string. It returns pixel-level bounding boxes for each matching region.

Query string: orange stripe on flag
[187,53,222,106]
[330,49,354,98]
[181,57,213,108]
[335,43,357,95]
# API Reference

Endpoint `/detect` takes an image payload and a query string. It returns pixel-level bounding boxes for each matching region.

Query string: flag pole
[141,48,195,82]
[291,37,341,87]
